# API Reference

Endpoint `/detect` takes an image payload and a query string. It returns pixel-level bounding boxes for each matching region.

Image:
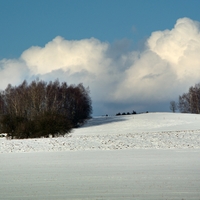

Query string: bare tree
[178,82,200,114]
[170,101,177,113]
[178,93,190,113]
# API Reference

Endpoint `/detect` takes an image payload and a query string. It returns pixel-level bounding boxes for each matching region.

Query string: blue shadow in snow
[81,116,129,128]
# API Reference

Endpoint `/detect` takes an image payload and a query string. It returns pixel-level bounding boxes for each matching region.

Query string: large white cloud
[21,36,110,75]
[148,17,200,80]
[1,17,200,114]
[115,18,200,104]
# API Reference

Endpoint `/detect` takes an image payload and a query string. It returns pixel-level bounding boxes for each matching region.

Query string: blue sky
[1,0,200,59]
[1,0,200,115]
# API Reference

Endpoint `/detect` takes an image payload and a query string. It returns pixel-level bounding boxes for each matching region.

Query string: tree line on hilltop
[116,110,137,116]
[0,79,92,139]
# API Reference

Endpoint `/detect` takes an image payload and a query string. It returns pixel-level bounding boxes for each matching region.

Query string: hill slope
[1,112,200,153]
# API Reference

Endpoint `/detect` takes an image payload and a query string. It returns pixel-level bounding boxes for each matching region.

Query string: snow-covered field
[1,112,200,199]
[1,112,200,152]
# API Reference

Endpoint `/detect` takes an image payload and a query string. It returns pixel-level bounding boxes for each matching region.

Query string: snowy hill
[1,113,200,200]
[1,112,200,153]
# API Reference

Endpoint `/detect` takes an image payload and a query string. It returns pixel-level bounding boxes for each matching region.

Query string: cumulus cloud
[147,17,200,80]
[1,17,200,115]
[21,36,110,75]
[115,18,200,104]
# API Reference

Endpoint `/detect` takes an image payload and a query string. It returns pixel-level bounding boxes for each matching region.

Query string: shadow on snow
[81,116,128,128]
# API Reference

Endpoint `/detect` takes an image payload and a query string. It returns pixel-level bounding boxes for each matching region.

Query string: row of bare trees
[0,79,92,139]
[170,83,200,114]
[178,83,200,114]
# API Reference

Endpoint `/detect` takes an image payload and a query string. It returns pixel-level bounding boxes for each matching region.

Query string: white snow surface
[1,113,200,199]
[1,112,200,153]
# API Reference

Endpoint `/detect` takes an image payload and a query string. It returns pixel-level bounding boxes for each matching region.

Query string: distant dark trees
[178,83,200,114]
[0,79,92,139]
[116,110,137,116]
